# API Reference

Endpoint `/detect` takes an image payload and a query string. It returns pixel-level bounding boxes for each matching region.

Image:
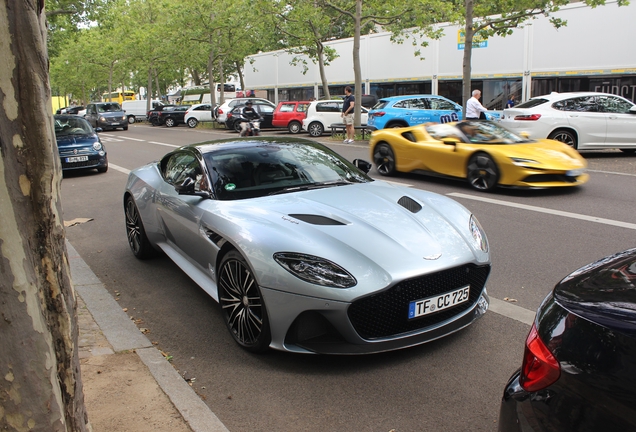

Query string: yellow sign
[458,30,488,49]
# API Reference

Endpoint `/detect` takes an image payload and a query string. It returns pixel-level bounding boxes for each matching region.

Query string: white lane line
[109,164,130,175]
[99,134,146,142]
[588,169,636,177]
[149,141,180,148]
[449,192,636,230]
[489,298,535,326]
[100,137,125,142]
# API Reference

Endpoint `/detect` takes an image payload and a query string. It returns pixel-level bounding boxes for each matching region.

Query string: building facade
[243,1,636,109]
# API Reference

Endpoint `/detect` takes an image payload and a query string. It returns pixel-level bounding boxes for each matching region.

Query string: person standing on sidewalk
[466,89,488,120]
[341,86,355,143]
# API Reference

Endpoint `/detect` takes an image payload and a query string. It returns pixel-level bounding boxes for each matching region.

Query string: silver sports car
[124,137,491,354]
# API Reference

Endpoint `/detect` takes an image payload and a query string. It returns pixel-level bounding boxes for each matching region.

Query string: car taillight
[519,323,560,392]
[218,108,224,115]
[514,114,541,121]
[371,111,386,117]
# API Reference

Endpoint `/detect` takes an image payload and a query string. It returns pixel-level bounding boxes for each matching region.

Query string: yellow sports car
[369,120,589,191]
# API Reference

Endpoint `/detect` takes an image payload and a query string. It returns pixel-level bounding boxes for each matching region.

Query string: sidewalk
[68,241,230,432]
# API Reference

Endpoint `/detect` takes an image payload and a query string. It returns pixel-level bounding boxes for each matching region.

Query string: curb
[67,240,229,432]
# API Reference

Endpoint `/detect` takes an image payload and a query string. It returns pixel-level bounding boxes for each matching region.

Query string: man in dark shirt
[239,100,262,136]
[341,86,355,143]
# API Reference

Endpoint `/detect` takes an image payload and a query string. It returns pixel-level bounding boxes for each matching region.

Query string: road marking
[109,164,130,175]
[149,141,180,148]
[448,192,636,230]
[489,297,535,326]
[588,169,636,177]
[100,137,125,142]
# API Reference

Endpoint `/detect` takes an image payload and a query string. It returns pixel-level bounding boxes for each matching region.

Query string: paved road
[61,123,636,431]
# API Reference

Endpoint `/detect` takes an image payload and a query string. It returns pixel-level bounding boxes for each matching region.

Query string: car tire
[308,121,324,137]
[127,116,136,124]
[97,164,108,173]
[467,152,499,191]
[165,118,176,128]
[124,195,158,260]
[288,121,302,134]
[548,129,578,149]
[123,126,128,131]
[187,118,198,128]
[387,122,408,128]
[620,149,636,154]
[218,250,271,353]
[373,142,397,176]
[151,118,159,126]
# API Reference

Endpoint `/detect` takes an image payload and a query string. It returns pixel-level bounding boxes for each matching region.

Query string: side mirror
[352,159,372,174]
[175,177,196,194]
[442,138,460,146]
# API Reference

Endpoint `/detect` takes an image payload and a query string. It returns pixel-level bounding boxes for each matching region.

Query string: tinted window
[316,102,341,113]
[54,117,94,137]
[553,96,598,112]
[429,98,457,110]
[97,103,122,112]
[516,98,549,109]
[371,100,389,110]
[163,153,201,185]
[393,98,426,109]
[194,105,211,111]
[597,96,634,113]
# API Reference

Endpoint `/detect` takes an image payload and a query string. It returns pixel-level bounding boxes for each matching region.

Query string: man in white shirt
[466,89,488,120]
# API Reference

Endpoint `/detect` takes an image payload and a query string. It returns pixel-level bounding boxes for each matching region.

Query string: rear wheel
[288,121,302,134]
[218,250,271,353]
[467,153,499,191]
[187,118,198,128]
[373,143,397,176]
[308,121,324,137]
[165,118,176,128]
[124,196,157,259]
[548,129,577,149]
[127,116,136,124]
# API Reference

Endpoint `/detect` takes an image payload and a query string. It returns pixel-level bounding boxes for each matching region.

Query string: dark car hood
[555,248,636,337]
[56,134,98,147]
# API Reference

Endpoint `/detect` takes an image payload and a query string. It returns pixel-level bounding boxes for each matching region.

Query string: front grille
[348,264,490,339]
[523,174,578,183]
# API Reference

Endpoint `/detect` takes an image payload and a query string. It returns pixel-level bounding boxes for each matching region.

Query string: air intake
[397,196,422,213]
[288,214,345,225]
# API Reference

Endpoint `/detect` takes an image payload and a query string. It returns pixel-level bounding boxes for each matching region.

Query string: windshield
[97,103,122,113]
[426,120,532,144]
[54,117,94,137]
[203,141,372,200]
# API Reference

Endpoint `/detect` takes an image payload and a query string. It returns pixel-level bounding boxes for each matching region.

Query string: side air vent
[288,214,345,226]
[398,196,422,213]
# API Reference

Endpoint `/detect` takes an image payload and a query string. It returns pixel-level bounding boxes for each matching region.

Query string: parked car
[216,97,275,126]
[56,105,85,115]
[325,94,378,109]
[226,104,275,132]
[184,103,215,128]
[85,102,128,131]
[123,136,491,354]
[498,247,636,432]
[272,101,311,134]
[147,104,176,125]
[151,105,191,127]
[369,120,588,191]
[500,91,636,151]
[367,95,464,130]
[54,115,108,173]
[122,99,164,124]
[301,100,369,137]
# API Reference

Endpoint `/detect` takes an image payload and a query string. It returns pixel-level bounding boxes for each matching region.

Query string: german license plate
[66,156,88,163]
[408,286,470,319]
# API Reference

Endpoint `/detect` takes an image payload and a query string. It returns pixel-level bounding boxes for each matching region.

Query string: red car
[272,101,311,134]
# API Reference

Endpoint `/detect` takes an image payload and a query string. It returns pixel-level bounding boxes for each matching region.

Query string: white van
[122,100,165,124]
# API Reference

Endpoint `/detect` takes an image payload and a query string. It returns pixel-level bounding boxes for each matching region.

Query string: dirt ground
[78,297,192,432]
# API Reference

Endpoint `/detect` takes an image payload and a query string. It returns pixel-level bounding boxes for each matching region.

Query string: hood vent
[289,214,345,226]
[398,196,422,213]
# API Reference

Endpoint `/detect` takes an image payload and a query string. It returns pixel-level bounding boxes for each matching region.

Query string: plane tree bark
[0,1,88,430]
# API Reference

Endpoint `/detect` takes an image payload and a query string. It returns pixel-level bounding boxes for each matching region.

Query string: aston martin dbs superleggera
[124,137,491,354]
[369,120,589,191]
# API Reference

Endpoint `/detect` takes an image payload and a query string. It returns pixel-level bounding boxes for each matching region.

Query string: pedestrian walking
[466,89,488,120]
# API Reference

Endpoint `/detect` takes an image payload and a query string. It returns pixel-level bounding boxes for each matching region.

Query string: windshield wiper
[267,181,351,196]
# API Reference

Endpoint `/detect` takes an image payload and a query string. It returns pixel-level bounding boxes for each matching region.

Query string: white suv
[302,100,369,137]
[216,98,275,126]
[500,91,636,151]
[184,103,214,128]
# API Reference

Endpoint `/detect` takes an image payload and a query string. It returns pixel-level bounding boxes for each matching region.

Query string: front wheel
[218,250,271,353]
[165,118,176,128]
[373,143,397,176]
[308,121,324,137]
[187,118,198,128]
[234,121,243,133]
[127,116,136,124]
[288,121,302,134]
[124,196,157,259]
[548,129,577,149]
[467,153,499,191]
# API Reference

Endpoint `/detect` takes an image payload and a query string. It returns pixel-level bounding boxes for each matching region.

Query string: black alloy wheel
[218,250,271,353]
[288,121,302,134]
[373,142,397,176]
[467,152,499,191]
[548,129,577,149]
[124,196,157,259]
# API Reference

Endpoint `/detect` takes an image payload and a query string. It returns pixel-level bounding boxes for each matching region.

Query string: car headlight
[510,157,539,166]
[99,116,106,122]
[122,115,127,121]
[273,253,357,288]
[92,142,102,151]
[469,215,488,253]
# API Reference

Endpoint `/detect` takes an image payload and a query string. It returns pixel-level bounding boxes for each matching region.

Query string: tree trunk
[353,0,362,126]
[0,1,89,431]
[208,49,217,107]
[462,0,474,118]
[147,66,153,103]
[317,43,331,100]
[219,58,225,103]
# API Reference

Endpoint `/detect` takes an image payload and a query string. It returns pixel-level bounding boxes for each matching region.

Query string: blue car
[368,95,463,130]
[54,115,108,173]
